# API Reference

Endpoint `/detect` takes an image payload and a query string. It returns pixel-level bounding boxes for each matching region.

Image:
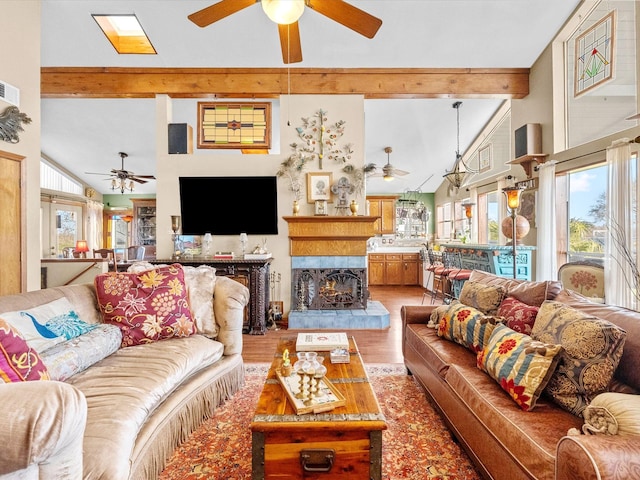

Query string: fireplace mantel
[283,216,379,256]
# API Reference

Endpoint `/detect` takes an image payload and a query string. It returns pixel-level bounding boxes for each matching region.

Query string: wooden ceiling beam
[41,67,529,99]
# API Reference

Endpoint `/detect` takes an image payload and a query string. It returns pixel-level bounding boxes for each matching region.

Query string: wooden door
[0,151,25,295]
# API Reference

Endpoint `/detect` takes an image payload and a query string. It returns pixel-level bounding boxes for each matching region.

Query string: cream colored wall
[155,94,365,313]
[1,1,41,292]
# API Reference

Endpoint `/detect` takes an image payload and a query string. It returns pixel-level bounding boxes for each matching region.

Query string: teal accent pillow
[437,302,504,353]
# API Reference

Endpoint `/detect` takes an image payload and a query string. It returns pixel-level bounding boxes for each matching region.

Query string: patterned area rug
[160,364,481,480]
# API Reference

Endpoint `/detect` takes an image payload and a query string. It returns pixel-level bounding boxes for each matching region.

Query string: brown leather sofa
[402,270,640,480]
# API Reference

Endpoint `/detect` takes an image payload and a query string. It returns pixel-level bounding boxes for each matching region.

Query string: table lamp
[75,240,89,258]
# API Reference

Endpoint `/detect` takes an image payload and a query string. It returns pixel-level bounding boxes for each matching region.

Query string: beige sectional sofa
[402,270,640,480]
[0,263,249,480]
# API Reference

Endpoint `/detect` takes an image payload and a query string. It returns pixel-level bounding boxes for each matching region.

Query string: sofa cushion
[459,281,505,315]
[95,264,196,347]
[445,363,583,476]
[478,323,563,411]
[66,334,224,480]
[39,324,123,381]
[498,296,539,335]
[532,300,627,416]
[468,270,562,307]
[437,302,503,353]
[0,319,50,382]
[128,262,218,338]
[0,297,96,353]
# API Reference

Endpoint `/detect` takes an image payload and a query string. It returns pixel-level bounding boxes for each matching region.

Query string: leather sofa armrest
[213,275,250,356]
[401,305,438,359]
[0,381,86,479]
[401,305,437,325]
[556,434,640,480]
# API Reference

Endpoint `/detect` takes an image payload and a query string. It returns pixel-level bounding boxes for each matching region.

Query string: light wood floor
[242,285,441,364]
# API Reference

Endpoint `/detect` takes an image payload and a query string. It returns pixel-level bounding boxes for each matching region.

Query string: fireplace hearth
[292,267,367,310]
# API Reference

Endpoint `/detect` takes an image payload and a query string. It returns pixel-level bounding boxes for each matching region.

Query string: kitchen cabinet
[368,252,419,286]
[131,198,156,260]
[367,195,398,235]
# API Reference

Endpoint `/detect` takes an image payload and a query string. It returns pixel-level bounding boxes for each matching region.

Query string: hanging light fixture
[261,0,304,24]
[443,101,478,189]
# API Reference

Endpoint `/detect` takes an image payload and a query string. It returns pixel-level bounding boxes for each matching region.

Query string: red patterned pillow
[94,264,196,347]
[498,296,539,335]
[0,319,50,383]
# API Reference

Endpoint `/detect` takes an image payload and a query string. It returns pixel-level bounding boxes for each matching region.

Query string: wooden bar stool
[445,251,472,301]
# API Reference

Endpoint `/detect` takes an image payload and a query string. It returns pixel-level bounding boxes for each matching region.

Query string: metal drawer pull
[300,448,335,473]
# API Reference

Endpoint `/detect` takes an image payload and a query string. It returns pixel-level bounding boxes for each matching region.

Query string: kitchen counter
[441,243,535,281]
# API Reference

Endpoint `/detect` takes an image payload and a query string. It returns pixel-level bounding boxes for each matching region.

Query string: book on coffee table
[295,332,349,351]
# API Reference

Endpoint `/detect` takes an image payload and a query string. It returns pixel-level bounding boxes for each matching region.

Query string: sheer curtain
[606,140,635,310]
[468,187,478,243]
[535,161,558,281]
[86,200,104,252]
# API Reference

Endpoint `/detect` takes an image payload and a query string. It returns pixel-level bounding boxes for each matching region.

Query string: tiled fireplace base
[288,300,390,329]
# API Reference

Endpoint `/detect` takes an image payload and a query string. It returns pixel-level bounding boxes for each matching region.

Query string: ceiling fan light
[383,174,394,182]
[261,0,304,25]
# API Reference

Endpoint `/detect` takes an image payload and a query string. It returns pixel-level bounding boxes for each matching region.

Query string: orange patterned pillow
[94,263,196,347]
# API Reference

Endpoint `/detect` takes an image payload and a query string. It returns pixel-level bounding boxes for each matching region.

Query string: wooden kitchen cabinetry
[368,253,419,286]
[367,195,399,235]
[131,198,156,260]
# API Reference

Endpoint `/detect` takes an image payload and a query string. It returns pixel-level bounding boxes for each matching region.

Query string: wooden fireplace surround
[283,216,379,256]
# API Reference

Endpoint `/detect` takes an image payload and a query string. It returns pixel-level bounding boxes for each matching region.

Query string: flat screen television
[179,176,279,235]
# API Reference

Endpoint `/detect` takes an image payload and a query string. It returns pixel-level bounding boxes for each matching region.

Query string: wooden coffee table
[251,336,387,479]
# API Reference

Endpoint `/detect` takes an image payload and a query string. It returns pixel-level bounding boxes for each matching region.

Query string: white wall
[1,1,42,291]
[155,94,366,313]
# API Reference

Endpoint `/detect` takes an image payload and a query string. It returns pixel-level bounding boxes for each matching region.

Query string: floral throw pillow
[437,302,503,353]
[498,296,540,335]
[478,323,563,411]
[94,263,196,347]
[531,301,626,416]
[0,319,50,383]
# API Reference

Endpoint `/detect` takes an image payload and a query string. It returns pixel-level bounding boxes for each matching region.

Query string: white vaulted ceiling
[40,0,581,195]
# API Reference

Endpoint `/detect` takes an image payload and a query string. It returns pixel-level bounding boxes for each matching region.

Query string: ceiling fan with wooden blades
[371,147,410,182]
[188,0,383,64]
[85,152,155,194]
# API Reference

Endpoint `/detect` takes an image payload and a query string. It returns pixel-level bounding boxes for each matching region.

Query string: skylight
[92,14,156,54]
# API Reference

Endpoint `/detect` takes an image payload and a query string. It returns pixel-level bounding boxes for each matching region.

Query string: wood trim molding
[41,67,529,99]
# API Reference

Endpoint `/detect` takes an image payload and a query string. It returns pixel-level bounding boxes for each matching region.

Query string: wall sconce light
[461,202,475,219]
[502,186,525,279]
[74,240,89,258]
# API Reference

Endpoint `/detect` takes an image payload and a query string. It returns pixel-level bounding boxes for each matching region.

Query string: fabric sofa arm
[213,275,250,356]
[0,381,86,479]
[556,434,640,480]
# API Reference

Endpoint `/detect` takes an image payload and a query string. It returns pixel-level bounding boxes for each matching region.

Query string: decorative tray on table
[275,368,346,415]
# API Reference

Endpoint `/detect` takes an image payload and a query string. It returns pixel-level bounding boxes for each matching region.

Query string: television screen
[179,176,279,235]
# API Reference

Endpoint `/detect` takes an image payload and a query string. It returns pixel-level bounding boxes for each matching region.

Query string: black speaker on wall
[514,123,542,159]
[168,123,193,154]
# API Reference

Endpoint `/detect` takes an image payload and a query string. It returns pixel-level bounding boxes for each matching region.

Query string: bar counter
[441,243,535,281]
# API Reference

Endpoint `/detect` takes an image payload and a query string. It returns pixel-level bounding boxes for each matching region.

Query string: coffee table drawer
[252,428,382,479]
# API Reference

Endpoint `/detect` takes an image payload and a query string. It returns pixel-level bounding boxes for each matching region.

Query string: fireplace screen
[292,268,367,310]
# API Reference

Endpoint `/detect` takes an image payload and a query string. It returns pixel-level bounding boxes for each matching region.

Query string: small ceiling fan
[188,0,382,64]
[85,152,155,194]
[371,147,410,182]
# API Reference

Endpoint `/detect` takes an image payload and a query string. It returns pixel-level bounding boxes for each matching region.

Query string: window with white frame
[40,159,83,195]
[436,202,452,241]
